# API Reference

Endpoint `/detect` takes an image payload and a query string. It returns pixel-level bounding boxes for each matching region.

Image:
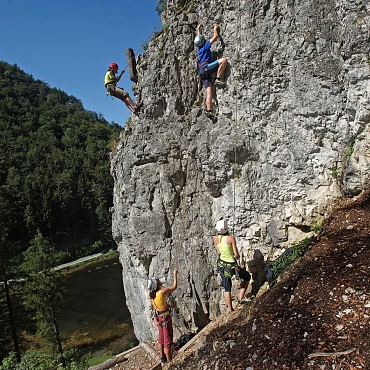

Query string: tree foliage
[0,349,87,370]
[0,213,23,361]
[156,0,167,15]
[21,231,66,366]
[0,61,122,249]
[0,61,122,361]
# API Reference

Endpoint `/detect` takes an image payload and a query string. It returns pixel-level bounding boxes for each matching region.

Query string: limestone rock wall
[111,0,370,342]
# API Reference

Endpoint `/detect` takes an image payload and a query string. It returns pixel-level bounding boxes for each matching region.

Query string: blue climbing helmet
[194,34,205,47]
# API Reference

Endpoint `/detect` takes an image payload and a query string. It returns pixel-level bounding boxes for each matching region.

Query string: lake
[58,254,138,357]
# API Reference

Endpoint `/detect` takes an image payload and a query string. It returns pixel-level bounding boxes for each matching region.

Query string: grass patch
[329,166,339,178]
[310,222,323,233]
[63,324,131,350]
[343,137,355,164]
[87,354,113,367]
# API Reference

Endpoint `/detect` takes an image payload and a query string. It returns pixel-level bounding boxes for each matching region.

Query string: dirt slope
[167,190,370,370]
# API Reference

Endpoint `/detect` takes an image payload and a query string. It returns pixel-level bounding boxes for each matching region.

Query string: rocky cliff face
[111,0,370,342]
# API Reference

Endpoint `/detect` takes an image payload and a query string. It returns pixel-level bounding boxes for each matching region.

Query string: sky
[0,0,161,126]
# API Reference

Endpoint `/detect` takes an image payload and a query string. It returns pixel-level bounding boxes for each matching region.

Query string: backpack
[264,261,275,287]
[173,332,196,351]
[264,247,293,287]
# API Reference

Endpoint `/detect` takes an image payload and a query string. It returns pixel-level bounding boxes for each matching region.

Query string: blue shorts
[199,60,219,89]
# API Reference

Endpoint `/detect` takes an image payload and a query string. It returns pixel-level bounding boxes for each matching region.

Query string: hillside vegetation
[0,61,122,363]
[0,61,121,250]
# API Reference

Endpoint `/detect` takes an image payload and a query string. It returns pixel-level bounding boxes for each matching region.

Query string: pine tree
[0,199,22,362]
[21,231,66,368]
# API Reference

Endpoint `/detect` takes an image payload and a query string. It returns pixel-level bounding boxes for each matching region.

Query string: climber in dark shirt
[194,23,228,117]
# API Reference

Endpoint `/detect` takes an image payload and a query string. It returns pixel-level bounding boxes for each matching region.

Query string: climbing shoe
[160,355,168,364]
[135,101,143,112]
[238,296,254,305]
[238,299,249,305]
[214,78,226,88]
[206,109,214,119]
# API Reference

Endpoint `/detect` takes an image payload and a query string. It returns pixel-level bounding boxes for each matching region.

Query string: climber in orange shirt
[148,267,178,364]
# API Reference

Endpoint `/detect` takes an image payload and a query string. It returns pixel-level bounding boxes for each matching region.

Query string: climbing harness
[217,259,237,279]
[231,0,242,232]
[151,292,172,328]
[105,83,116,96]
[153,310,171,328]
[216,234,238,278]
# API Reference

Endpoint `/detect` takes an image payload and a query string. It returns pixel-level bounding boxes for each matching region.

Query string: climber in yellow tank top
[213,219,251,313]
[217,234,237,263]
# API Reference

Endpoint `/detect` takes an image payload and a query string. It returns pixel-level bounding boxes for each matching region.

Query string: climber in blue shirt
[194,23,228,117]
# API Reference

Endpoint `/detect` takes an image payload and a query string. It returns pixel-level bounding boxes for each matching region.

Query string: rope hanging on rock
[176,155,191,267]
[232,0,242,233]
[120,20,162,74]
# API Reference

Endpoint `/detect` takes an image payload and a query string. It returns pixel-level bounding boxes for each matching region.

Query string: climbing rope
[175,154,191,268]
[120,19,163,73]
[122,0,197,72]
[231,0,242,234]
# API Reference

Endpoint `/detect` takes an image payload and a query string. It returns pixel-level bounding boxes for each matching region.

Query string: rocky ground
[102,189,370,370]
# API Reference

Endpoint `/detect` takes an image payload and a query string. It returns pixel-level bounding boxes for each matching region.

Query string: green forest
[0,61,122,367]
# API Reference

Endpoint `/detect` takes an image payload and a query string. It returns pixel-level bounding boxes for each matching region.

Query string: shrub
[156,0,167,15]
[0,350,87,370]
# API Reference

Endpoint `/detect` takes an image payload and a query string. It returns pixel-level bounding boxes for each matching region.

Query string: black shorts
[237,267,251,281]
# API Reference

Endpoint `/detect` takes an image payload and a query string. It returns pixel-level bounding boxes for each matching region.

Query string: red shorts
[156,314,173,349]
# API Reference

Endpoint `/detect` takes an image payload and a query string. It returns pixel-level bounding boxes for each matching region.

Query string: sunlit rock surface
[111,0,370,342]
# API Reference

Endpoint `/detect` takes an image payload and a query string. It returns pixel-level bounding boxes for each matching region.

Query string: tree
[0,249,21,362]
[0,193,22,362]
[0,59,122,365]
[21,231,66,368]
[156,0,167,15]
[0,349,87,370]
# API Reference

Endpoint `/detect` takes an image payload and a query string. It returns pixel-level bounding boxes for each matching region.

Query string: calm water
[58,255,137,356]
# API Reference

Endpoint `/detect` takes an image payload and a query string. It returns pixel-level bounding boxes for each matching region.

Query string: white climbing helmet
[215,219,229,234]
[194,34,205,47]
[147,277,158,291]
